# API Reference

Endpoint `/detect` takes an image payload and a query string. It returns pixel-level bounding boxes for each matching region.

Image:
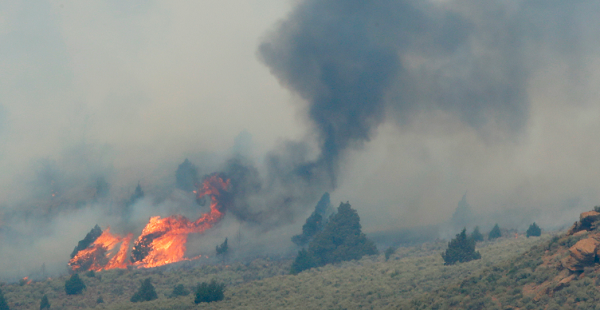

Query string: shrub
[0,288,8,310]
[471,226,484,242]
[40,294,50,310]
[86,270,95,278]
[65,274,86,295]
[489,224,502,240]
[131,278,158,302]
[170,284,190,298]
[194,279,225,304]
[442,228,481,265]
[385,247,396,261]
[526,223,541,238]
[96,296,104,304]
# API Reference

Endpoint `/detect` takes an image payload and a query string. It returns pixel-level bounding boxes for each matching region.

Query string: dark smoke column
[259,1,407,187]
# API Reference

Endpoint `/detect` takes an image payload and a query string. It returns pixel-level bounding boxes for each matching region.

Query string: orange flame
[70,174,230,272]
[131,174,230,268]
[68,228,130,272]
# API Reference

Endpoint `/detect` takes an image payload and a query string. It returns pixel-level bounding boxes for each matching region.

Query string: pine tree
[442,228,481,265]
[526,222,541,237]
[471,226,484,242]
[65,274,86,295]
[194,280,225,304]
[39,294,50,310]
[489,224,502,240]
[0,288,9,310]
[131,278,158,302]
[170,284,190,298]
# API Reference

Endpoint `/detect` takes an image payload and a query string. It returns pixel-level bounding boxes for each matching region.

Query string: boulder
[580,211,600,230]
[569,238,599,262]
[561,238,599,271]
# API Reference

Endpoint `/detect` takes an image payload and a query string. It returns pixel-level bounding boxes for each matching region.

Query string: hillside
[408,209,600,309]
[1,232,549,309]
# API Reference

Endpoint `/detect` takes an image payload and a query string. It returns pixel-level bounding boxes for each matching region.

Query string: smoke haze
[2,0,600,279]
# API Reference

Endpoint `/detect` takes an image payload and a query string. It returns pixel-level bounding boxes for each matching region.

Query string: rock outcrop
[562,208,600,271]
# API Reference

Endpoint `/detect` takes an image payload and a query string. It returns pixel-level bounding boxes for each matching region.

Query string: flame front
[131,174,230,268]
[70,174,230,272]
[68,228,129,272]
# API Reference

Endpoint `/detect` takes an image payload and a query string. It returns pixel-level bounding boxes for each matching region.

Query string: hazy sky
[2,0,600,236]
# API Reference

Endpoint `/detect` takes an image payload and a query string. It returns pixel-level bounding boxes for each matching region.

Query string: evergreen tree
[291,202,378,274]
[489,224,502,240]
[385,247,396,261]
[175,159,199,192]
[194,280,225,304]
[131,237,152,263]
[292,212,323,246]
[216,238,229,256]
[0,288,9,310]
[96,296,104,304]
[290,249,317,275]
[292,193,333,246]
[131,278,158,302]
[65,274,86,295]
[470,226,484,242]
[526,222,541,237]
[170,284,190,298]
[216,238,229,262]
[71,225,102,258]
[442,228,481,265]
[39,294,50,310]
[129,183,144,205]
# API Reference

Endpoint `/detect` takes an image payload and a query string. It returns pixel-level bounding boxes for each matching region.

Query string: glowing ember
[69,174,230,272]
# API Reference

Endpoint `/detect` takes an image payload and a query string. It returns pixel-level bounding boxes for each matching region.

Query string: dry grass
[1,234,551,310]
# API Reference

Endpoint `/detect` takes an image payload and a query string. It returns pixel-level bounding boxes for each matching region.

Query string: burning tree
[70,225,102,259]
[291,202,378,274]
[68,174,231,272]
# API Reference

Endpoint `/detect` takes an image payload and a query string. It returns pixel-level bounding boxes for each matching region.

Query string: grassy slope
[407,232,599,310]
[1,234,549,310]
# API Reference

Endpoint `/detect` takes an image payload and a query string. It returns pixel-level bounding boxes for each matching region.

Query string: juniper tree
[526,222,541,237]
[489,224,502,240]
[131,278,158,302]
[194,280,225,304]
[471,226,484,242]
[442,228,481,265]
[0,288,8,310]
[216,238,229,257]
[291,202,378,274]
[65,274,86,295]
[39,294,50,310]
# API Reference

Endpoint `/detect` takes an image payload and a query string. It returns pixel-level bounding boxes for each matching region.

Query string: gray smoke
[258,0,600,189]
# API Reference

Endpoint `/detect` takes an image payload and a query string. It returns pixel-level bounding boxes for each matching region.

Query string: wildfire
[68,228,130,272]
[131,174,230,268]
[69,174,230,272]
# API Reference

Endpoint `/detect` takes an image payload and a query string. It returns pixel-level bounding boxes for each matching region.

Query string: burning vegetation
[69,174,230,272]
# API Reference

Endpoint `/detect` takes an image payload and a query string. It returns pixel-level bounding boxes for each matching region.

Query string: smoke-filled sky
[2,0,600,278]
